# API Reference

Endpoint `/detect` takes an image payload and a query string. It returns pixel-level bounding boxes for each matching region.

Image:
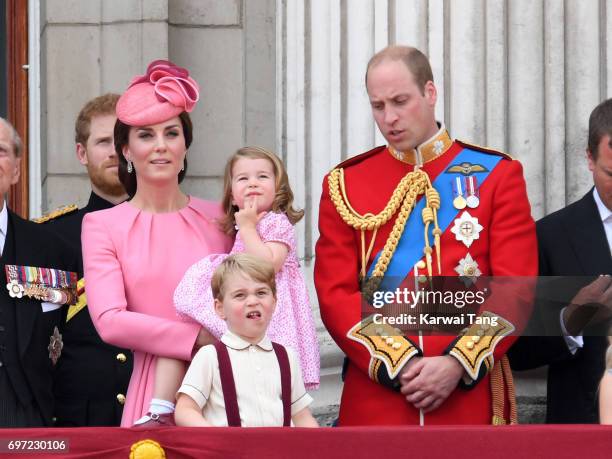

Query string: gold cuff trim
[449,312,514,381]
[369,358,383,383]
[348,315,420,380]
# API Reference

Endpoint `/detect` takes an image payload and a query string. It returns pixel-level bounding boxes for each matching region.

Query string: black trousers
[0,365,44,427]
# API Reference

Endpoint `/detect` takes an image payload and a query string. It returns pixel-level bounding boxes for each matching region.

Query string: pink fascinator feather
[116,59,200,126]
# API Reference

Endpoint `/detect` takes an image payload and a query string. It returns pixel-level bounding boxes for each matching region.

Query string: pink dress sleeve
[174,255,228,339]
[82,212,200,361]
[258,212,295,248]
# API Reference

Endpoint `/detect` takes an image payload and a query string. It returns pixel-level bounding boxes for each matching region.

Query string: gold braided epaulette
[32,204,78,224]
[328,162,443,291]
[455,139,514,160]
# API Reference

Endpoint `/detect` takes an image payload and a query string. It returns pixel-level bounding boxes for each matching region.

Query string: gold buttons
[473,335,481,344]
[116,353,127,363]
[385,337,395,346]
[116,393,126,405]
[466,341,475,350]
[392,342,401,350]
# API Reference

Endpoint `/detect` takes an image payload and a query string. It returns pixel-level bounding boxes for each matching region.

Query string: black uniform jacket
[43,192,133,426]
[0,210,78,426]
[509,190,612,423]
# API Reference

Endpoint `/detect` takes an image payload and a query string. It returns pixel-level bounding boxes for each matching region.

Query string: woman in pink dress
[82,60,231,427]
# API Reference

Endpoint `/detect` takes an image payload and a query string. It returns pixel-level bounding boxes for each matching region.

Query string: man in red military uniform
[314,45,537,426]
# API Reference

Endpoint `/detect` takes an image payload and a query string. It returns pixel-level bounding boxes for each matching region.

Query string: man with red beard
[38,94,132,426]
[314,46,537,425]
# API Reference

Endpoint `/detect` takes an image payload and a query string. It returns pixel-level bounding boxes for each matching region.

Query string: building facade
[4,0,611,422]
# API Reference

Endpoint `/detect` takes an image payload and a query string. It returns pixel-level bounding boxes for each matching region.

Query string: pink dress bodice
[82,197,232,426]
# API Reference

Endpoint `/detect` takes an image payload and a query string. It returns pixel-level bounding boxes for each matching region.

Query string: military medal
[466,176,480,208]
[4,265,77,305]
[48,326,63,365]
[454,253,482,287]
[6,279,24,298]
[452,177,467,210]
[450,211,483,248]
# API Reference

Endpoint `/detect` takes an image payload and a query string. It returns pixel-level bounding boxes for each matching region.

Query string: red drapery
[0,425,611,458]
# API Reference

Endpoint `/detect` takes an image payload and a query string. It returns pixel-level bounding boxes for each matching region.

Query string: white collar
[0,201,8,238]
[221,330,273,351]
[593,188,612,222]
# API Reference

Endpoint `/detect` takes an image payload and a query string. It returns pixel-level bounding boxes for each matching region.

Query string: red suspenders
[272,342,291,427]
[214,341,242,427]
[214,341,291,427]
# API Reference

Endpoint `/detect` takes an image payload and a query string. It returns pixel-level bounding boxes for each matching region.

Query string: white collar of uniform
[593,187,612,223]
[0,200,8,238]
[221,330,273,352]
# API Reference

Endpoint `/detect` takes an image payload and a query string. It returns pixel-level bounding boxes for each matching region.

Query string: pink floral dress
[174,212,320,389]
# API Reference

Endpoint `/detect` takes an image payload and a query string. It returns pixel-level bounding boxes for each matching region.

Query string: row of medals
[452,175,480,210]
[450,175,482,283]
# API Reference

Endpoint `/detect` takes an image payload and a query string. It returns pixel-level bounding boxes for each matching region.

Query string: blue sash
[366,147,504,291]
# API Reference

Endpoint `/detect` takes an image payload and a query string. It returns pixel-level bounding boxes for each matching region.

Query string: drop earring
[127,160,133,173]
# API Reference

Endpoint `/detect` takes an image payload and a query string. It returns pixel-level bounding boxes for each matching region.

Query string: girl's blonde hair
[220,146,304,235]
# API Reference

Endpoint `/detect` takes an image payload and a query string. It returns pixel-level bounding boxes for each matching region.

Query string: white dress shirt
[593,187,612,254]
[178,330,312,427]
[0,201,8,256]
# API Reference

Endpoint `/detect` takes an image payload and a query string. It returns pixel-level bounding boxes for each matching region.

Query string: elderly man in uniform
[509,98,612,423]
[37,94,132,426]
[314,45,537,426]
[0,117,78,427]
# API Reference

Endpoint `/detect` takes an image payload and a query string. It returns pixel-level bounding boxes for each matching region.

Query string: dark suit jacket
[0,210,78,426]
[509,190,612,423]
[44,192,132,426]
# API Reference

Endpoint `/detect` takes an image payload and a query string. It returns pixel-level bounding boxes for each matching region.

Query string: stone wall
[38,0,276,212]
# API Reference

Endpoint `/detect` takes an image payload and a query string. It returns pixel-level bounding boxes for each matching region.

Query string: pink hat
[116,59,200,126]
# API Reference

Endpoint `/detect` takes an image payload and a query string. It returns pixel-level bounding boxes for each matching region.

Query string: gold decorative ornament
[328,164,443,298]
[129,439,166,459]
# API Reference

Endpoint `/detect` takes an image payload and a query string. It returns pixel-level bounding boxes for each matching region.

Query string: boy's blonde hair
[211,253,276,300]
[220,146,304,235]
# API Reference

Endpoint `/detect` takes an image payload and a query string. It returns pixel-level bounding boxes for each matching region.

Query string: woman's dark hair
[115,111,193,198]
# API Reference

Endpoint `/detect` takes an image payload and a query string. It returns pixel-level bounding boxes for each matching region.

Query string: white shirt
[0,201,8,256]
[178,330,312,427]
[593,187,612,255]
[562,188,612,353]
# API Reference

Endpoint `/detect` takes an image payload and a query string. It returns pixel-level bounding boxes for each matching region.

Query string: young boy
[174,253,318,427]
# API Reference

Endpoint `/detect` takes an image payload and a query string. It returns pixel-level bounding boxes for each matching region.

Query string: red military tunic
[314,127,537,426]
